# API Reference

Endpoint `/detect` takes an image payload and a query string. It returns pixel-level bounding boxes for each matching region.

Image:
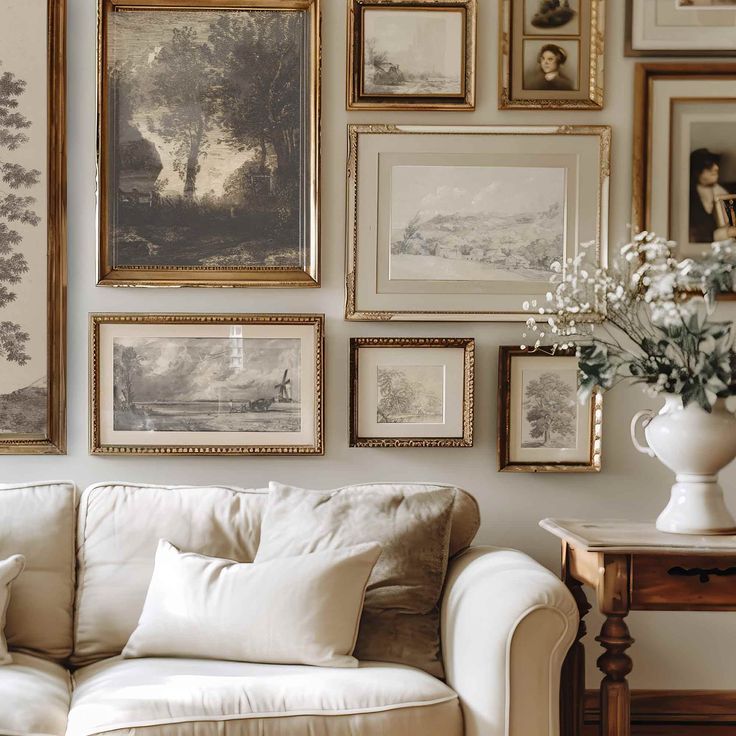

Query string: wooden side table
[540,519,736,736]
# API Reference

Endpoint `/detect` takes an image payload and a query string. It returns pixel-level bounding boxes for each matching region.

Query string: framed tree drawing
[347,0,477,110]
[0,0,66,455]
[97,0,320,287]
[90,314,324,455]
[497,347,602,473]
[350,337,474,447]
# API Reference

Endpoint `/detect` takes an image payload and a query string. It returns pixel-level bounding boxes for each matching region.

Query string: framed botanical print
[350,337,474,447]
[97,0,320,288]
[497,347,602,473]
[632,63,736,269]
[347,0,476,110]
[90,314,324,455]
[346,124,610,322]
[499,0,605,109]
[0,0,66,455]
[626,0,736,57]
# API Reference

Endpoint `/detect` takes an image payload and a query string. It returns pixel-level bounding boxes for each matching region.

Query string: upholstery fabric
[73,483,268,665]
[0,652,71,736]
[67,657,462,736]
[0,554,25,665]
[256,482,457,677]
[123,540,381,667]
[441,546,578,736]
[0,481,75,660]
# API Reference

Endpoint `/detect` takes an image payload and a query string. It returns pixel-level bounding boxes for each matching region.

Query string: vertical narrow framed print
[347,0,477,110]
[97,0,320,287]
[499,0,605,109]
[498,347,602,473]
[0,0,66,454]
[350,337,474,447]
[90,314,324,455]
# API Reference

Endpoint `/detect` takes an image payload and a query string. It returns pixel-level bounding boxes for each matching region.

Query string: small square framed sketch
[497,347,602,472]
[347,0,476,110]
[350,338,474,447]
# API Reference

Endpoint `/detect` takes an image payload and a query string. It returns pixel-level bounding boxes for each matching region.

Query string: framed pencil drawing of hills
[97,0,320,287]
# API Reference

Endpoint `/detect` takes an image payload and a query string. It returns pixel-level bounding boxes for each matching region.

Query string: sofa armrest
[441,546,578,736]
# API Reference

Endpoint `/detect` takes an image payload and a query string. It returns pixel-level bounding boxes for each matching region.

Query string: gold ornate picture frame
[90,313,324,455]
[498,346,602,473]
[499,0,605,110]
[349,337,474,448]
[347,0,476,110]
[0,0,67,455]
[97,0,321,288]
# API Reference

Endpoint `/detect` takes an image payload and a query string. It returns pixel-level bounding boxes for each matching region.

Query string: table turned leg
[596,614,634,736]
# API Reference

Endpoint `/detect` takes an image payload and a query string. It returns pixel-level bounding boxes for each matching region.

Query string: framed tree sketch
[499,0,605,109]
[0,0,66,455]
[626,0,736,57]
[350,337,474,447]
[498,347,602,473]
[346,124,610,322]
[97,0,320,288]
[90,314,324,455]
[632,63,736,273]
[347,0,476,110]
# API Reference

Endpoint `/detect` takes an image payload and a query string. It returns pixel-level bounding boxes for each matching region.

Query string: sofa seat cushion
[67,657,462,736]
[0,652,71,736]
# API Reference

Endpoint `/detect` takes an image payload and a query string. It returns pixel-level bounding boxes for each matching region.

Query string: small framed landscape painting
[626,0,736,57]
[97,0,320,288]
[632,63,736,271]
[347,0,476,110]
[499,0,605,109]
[0,0,66,455]
[349,337,474,448]
[497,347,602,473]
[90,314,324,455]
[346,124,610,322]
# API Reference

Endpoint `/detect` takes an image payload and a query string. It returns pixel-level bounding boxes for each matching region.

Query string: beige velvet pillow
[0,555,25,666]
[123,540,381,667]
[256,482,456,677]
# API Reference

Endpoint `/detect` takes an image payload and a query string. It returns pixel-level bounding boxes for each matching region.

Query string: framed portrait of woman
[632,63,736,269]
[499,0,605,109]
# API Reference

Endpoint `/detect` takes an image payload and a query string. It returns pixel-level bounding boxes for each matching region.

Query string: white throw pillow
[123,539,381,667]
[0,555,25,665]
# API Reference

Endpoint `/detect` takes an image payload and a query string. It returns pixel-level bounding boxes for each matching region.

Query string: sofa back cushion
[0,481,76,660]
[73,483,268,665]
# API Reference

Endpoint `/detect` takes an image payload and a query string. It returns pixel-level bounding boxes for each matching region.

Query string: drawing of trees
[0,63,40,368]
[523,372,576,447]
[377,368,417,422]
[113,344,143,410]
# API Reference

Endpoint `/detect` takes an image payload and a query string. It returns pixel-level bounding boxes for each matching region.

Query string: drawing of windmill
[274,369,293,403]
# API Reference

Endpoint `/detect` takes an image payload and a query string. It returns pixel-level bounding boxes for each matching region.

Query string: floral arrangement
[523,232,736,412]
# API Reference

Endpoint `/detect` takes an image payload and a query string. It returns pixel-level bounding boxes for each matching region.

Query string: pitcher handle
[630,410,656,457]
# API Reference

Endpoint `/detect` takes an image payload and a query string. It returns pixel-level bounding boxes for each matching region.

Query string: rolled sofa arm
[441,546,578,736]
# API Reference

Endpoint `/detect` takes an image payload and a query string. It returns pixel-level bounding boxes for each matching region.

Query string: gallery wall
[1,0,736,688]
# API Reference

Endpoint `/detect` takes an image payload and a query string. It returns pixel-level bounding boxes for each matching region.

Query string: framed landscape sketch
[90,314,324,455]
[499,0,605,109]
[97,0,320,287]
[347,0,476,110]
[350,337,474,447]
[626,0,736,57]
[346,124,610,321]
[632,63,736,275]
[0,0,66,455]
[497,347,602,473]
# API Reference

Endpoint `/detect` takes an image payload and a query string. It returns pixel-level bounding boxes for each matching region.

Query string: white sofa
[0,481,578,736]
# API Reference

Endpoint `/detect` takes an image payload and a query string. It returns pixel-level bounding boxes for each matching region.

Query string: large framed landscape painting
[0,0,66,455]
[346,124,610,321]
[347,0,476,110]
[90,314,324,455]
[497,347,602,473]
[97,0,320,287]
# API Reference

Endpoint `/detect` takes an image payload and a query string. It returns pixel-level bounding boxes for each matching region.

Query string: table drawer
[631,554,736,610]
